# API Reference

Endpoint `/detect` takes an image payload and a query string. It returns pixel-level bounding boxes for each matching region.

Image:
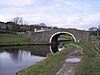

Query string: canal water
[0,43,66,75]
[0,45,51,75]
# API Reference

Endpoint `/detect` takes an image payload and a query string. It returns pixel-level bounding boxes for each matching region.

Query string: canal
[0,42,66,75]
[0,45,51,75]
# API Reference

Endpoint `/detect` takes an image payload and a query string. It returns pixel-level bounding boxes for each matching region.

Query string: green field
[0,34,31,45]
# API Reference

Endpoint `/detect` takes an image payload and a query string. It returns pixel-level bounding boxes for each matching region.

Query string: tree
[53,26,58,29]
[88,27,97,35]
[97,25,100,38]
[39,23,47,27]
[23,21,28,25]
[98,25,100,34]
[98,25,100,29]
[88,27,97,31]
[12,24,20,32]
[88,25,100,38]
[12,16,23,25]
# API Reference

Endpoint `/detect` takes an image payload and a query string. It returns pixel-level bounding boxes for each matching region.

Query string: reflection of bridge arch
[50,32,76,44]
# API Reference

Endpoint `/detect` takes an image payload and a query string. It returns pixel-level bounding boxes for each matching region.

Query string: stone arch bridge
[31,28,89,44]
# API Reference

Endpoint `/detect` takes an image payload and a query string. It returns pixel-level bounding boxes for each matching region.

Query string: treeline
[0,16,58,34]
[88,25,100,39]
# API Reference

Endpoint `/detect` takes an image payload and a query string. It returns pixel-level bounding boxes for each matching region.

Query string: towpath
[55,43,83,75]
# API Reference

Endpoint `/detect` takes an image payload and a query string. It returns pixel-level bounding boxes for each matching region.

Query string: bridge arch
[50,32,76,44]
[49,32,77,53]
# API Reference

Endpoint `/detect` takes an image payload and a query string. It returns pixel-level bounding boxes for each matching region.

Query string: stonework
[31,28,89,44]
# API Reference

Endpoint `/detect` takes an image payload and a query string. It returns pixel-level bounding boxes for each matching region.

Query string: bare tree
[12,16,23,25]
[23,21,28,25]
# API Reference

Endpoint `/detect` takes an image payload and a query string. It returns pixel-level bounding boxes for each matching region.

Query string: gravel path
[55,43,83,75]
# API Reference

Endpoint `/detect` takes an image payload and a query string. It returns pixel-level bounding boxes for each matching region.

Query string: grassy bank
[17,44,75,75]
[75,42,100,75]
[17,42,100,75]
[0,34,32,45]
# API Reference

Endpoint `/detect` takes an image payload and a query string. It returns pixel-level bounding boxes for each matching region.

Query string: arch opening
[50,32,76,53]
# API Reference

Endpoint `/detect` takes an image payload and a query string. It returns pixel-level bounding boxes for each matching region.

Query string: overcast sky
[0,0,100,30]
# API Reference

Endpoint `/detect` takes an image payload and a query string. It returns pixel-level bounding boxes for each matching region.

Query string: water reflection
[0,45,51,57]
[50,41,67,53]
[0,45,51,75]
[50,44,59,53]
[30,45,51,56]
[0,43,66,75]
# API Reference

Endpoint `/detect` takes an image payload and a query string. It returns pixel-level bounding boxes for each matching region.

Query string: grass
[17,44,75,75]
[58,35,73,40]
[75,42,100,75]
[16,42,100,75]
[0,34,32,45]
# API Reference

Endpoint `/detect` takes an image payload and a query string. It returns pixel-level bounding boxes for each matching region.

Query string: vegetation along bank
[17,42,100,75]
[0,34,32,46]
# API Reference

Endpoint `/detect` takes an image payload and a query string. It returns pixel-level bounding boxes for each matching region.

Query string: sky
[0,0,100,30]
